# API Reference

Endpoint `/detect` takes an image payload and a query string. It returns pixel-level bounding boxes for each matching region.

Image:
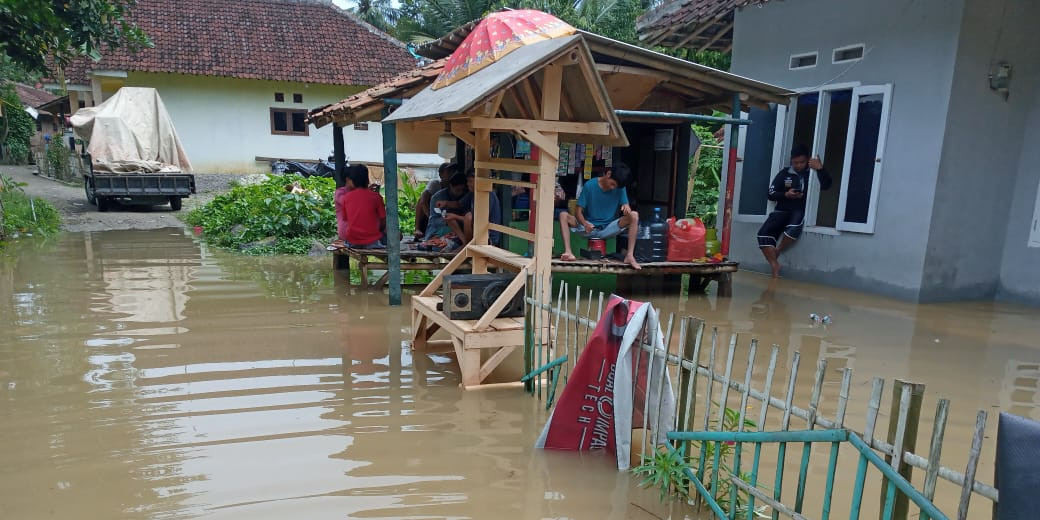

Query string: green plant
[1,172,60,240]
[633,445,692,503]
[185,174,337,253]
[46,142,70,178]
[632,405,766,517]
[397,169,423,235]
[687,123,723,227]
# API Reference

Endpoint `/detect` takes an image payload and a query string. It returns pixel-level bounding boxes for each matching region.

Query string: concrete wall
[995,3,1040,305]
[922,0,1040,302]
[124,73,439,173]
[729,0,965,300]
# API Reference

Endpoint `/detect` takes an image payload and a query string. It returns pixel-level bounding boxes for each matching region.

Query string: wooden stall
[381,34,627,388]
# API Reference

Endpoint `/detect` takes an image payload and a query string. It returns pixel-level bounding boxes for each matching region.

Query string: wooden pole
[720,93,741,257]
[332,123,345,185]
[381,107,401,305]
[534,65,562,301]
[880,379,926,520]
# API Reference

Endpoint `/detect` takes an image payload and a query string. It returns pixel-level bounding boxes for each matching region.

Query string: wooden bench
[331,246,464,290]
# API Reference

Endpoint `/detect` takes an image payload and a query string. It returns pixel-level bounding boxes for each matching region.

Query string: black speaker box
[443,273,525,320]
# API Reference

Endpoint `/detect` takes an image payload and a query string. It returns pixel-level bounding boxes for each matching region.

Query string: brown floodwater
[1,229,1037,519]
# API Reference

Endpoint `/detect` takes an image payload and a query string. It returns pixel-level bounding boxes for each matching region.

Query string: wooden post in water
[380,106,401,305]
[880,379,925,520]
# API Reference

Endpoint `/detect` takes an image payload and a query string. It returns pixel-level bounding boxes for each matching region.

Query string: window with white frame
[735,84,892,233]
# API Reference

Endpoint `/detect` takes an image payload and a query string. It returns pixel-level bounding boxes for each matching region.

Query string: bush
[185,174,337,251]
[1,173,60,240]
[46,143,70,179]
[1,84,34,165]
[186,171,431,256]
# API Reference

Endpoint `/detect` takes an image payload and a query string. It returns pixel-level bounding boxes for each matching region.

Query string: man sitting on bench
[557,162,641,269]
[414,162,456,239]
[424,172,469,240]
[444,169,502,246]
[338,165,386,248]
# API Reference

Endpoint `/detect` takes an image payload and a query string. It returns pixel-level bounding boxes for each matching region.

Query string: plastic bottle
[704,228,721,257]
[633,221,653,262]
[648,207,668,262]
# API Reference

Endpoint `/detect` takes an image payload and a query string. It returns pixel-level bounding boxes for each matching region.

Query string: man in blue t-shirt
[557,162,641,269]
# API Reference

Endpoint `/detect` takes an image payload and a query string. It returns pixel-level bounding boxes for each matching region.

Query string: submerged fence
[522,276,998,520]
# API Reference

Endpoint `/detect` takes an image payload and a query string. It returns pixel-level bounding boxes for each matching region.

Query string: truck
[71,87,196,212]
[83,157,196,212]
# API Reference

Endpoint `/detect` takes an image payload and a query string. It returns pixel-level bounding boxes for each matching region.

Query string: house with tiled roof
[50,0,433,173]
[636,0,1040,305]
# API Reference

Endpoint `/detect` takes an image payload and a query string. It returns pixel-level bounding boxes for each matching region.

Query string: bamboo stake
[882,380,926,520]
[730,339,758,520]
[820,368,852,520]
[794,359,828,513]
[746,345,780,520]
[882,383,913,520]
[918,399,949,520]
[653,312,676,454]
[696,328,720,505]
[850,378,885,520]
[772,351,801,520]
[956,411,987,520]
[573,285,582,374]
[711,333,738,505]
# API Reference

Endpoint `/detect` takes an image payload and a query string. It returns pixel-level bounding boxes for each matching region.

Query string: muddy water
[1,230,1037,519]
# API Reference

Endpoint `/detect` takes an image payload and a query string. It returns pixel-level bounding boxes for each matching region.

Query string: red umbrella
[432,10,576,90]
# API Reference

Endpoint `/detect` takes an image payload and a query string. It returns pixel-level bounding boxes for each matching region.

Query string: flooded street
[2,229,1038,518]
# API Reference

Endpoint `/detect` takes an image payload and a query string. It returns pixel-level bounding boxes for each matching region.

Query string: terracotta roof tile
[10,82,59,108]
[57,0,417,87]
[308,59,445,128]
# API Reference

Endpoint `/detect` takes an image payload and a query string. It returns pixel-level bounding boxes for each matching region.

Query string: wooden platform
[335,245,738,293]
[331,246,462,289]
[552,258,738,296]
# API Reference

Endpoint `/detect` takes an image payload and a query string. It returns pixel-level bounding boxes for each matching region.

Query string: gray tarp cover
[71,87,192,173]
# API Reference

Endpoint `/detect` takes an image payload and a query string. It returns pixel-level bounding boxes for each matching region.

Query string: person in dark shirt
[414,162,456,239]
[424,173,469,240]
[758,144,832,277]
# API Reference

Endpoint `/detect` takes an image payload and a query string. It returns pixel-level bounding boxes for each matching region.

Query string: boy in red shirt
[337,165,386,248]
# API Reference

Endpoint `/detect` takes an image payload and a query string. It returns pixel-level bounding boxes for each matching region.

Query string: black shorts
[757,210,804,248]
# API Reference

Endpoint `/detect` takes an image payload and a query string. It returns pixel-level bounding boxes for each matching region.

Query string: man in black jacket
[757,145,832,277]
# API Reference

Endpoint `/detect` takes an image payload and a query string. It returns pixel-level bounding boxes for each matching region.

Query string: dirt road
[1,164,244,232]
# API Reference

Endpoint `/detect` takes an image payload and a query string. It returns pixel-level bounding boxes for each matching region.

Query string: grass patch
[1,173,60,244]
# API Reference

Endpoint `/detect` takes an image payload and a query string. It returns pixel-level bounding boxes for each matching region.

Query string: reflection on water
[0,229,1038,519]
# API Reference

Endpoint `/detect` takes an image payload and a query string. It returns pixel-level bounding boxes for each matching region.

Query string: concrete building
[50,0,440,173]
[638,0,1040,304]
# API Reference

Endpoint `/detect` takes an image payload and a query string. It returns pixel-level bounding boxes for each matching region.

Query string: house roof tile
[635,0,774,50]
[56,0,417,87]
[308,59,445,128]
[10,82,59,108]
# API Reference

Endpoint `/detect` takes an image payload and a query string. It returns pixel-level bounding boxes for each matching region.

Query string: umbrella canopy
[431,10,576,90]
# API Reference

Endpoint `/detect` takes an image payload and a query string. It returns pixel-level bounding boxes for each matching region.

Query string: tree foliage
[0,0,151,73]
[687,123,723,226]
[0,83,34,164]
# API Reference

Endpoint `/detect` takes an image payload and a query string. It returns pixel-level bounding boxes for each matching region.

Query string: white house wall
[729,0,966,300]
[124,73,439,173]
[924,0,1040,302]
